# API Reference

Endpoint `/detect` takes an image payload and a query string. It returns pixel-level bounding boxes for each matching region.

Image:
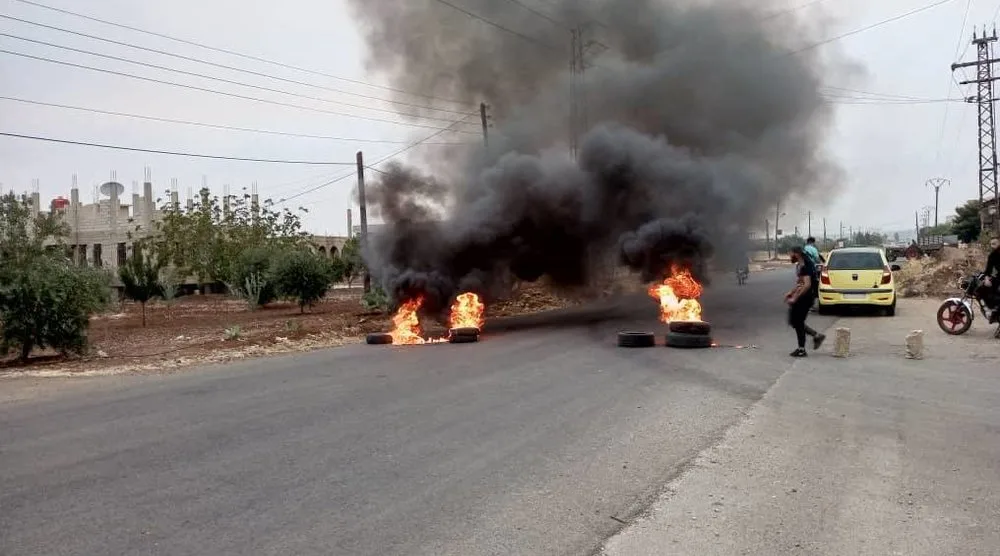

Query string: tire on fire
[617,331,656,348]
[664,331,713,349]
[448,327,480,344]
[667,320,712,336]
[366,332,393,345]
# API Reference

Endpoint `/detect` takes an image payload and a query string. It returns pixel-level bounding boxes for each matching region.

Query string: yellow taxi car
[817,247,900,316]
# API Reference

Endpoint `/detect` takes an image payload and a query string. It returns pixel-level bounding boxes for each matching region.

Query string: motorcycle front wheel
[937,300,973,335]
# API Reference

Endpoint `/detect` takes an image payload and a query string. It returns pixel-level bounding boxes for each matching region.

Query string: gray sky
[0,0,992,237]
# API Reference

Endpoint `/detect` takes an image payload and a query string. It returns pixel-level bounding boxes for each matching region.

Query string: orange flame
[449,292,485,329]
[389,292,485,345]
[647,267,704,322]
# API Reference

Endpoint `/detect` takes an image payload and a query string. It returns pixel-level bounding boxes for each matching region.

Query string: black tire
[936,300,972,335]
[817,303,832,316]
[617,331,656,348]
[449,327,480,337]
[665,331,713,349]
[884,299,896,317]
[667,320,712,336]
[449,333,479,344]
[366,332,393,345]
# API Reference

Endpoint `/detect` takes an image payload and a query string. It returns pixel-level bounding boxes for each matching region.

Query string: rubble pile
[896,246,985,298]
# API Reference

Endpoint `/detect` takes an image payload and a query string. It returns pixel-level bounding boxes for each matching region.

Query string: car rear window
[827,252,884,270]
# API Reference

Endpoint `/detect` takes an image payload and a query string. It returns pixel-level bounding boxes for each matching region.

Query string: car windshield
[827,251,884,270]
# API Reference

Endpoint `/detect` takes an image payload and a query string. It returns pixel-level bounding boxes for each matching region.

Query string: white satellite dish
[99,181,124,197]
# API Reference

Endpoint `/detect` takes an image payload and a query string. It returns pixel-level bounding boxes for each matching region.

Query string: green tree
[0,193,109,362]
[226,246,279,307]
[272,249,336,312]
[952,199,982,244]
[142,188,309,290]
[119,246,162,327]
[340,237,365,287]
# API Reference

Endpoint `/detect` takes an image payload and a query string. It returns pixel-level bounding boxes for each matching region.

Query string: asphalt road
[1,269,823,556]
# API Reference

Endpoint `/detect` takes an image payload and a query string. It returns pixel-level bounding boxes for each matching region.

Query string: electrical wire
[0,48,481,135]
[497,0,566,27]
[0,15,476,117]
[0,96,475,145]
[10,0,470,106]
[276,114,479,204]
[935,0,975,167]
[0,33,478,127]
[428,0,563,51]
[789,0,960,55]
[0,132,359,164]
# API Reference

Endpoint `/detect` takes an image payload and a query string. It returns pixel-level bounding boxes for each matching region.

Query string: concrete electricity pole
[953,26,1000,235]
[925,177,949,227]
[765,218,771,259]
[480,102,490,148]
[356,151,370,293]
[807,210,812,237]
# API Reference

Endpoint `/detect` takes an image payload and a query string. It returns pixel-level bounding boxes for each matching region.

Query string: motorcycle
[936,272,1000,338]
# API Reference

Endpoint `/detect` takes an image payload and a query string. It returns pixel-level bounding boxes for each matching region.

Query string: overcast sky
[0,0,992,237]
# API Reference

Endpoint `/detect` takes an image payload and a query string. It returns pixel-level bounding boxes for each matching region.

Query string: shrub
[0,257,110,361]
[272,250,335,312]
[226,246,278,307]
[362,285,390,312]
[119,247,162,326]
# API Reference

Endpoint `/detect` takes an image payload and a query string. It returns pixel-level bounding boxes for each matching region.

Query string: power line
[0,96,477,145]
[790,0,959,55]
[428,0,563,51]
[278,114,478,204]
[0,48,481,134]
[10,0,470,106]
[0,131,359,165]
[0,33,477,127]
[497,0,566,27]
[935,0,974,167]
[0,14,475,117]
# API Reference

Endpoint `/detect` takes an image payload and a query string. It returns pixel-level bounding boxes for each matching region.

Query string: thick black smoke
[347,0,842,313]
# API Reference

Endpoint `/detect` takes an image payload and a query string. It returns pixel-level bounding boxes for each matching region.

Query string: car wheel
[664,331,713,349]
[366,332,393,345]
[617,331,656,348]
[667,321,712,336]
[817,303,831,316]
[884,299,896,317]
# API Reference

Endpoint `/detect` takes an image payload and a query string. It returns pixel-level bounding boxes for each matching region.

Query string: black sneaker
[813,333,826,350]
[789,348,808,357]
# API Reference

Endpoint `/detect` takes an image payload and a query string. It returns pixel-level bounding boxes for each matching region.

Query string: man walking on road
[786,246,825,357]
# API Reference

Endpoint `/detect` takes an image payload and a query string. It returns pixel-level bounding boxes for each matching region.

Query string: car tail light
[820,268,830,285]
[881,265,892,284]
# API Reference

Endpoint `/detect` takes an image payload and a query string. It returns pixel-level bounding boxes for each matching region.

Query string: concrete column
[30,192,40,218]
[142,180,153,230]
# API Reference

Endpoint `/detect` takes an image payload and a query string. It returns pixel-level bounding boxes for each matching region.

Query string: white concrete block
[833,327,850,358]
[905,330,924,360]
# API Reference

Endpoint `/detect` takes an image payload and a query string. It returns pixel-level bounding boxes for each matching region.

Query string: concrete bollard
[832,327,851,358]
[905,330,924,360]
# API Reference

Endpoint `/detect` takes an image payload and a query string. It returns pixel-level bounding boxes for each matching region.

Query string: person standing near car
[803,237,825,310]
[786,246,826,357]
[981,236,1000,320]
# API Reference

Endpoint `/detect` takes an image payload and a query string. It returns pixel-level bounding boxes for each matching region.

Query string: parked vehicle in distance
[817,247,900,316]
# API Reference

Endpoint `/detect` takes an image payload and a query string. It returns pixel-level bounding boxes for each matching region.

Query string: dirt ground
[896,246,986,298]
[0,283,579,377]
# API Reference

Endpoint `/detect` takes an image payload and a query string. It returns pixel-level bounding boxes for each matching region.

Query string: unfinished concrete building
[22,170,347,284]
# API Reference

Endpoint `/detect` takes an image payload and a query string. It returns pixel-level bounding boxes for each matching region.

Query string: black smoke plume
[347,0,843,313]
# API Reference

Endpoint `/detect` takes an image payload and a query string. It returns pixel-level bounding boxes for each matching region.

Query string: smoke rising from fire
[346,0,843,312]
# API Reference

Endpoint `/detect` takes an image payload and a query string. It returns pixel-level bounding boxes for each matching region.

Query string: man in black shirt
[785,246,825,357]
[983,237,1000,321]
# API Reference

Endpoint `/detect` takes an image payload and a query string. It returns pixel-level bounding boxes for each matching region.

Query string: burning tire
[664,331,713,349]
[617,331,656,348]
[667,320,711,336]
[448,327,480,344]
[366,332,394,345]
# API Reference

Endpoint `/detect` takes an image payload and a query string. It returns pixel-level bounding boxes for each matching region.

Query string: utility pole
[765,218,771,259]
[356,151,370,293]
[568,24,605,159]
[915,211,920,240]
[480,102,489,148]
[822,218,827,243]
[839,221,844,242]
[807,211,812,237]
[925,177,949,227]
[774,202,781,243]
[953,26,1000,235]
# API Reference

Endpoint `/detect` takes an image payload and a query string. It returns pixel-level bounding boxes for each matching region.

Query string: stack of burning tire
[664,320,712,348]
[447,327,480,343]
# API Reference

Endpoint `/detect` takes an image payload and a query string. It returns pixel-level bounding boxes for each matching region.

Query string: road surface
[2,269,828,556]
